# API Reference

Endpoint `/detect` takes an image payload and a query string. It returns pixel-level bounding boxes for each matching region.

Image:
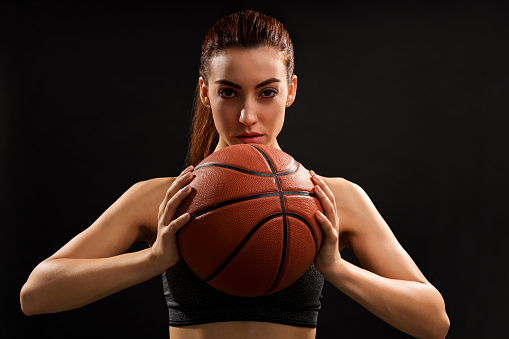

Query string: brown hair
[185,10,295,167]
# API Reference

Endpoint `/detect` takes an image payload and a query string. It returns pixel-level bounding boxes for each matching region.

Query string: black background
[2,1,508,338]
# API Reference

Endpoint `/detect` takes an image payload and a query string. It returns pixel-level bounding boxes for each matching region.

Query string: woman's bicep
[337,180,428,283]
[48,179,169,260]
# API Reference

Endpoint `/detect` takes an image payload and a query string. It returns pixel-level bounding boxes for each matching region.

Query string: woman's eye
[219,88,237,99]
[260,89,277,98]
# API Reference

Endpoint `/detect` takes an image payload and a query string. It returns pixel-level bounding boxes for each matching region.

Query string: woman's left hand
[310,170,342,276]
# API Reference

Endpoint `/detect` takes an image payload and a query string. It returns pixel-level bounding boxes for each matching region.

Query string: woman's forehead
[208,47,287,85]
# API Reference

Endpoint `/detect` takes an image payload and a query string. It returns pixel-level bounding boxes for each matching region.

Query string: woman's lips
[236,135,264,143]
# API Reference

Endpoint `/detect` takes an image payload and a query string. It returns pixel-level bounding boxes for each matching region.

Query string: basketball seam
[286,213,319,255]
[190,192,317,219]
[195,160,298,177]
[202,213,320,285]
[249,145,288,295]
[248,145,286,212]
[204,213,285,283]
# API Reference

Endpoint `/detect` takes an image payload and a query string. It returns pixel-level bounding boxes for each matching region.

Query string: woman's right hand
[151,165,194,269]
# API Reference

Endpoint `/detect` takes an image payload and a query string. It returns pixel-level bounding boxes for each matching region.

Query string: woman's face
[200,46,297,151]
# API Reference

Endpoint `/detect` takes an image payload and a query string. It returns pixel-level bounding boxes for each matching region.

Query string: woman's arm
[20,167,194,315]
[21,248,166,315]
[311,173,450,339]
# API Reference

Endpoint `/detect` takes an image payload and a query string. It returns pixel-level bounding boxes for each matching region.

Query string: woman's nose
[239,100,258,126]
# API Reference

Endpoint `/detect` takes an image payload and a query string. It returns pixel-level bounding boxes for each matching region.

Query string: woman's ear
[286,74,297,107]
[199,77,210,107]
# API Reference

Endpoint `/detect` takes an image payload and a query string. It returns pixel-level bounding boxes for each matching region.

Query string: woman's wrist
[145,247,176,275]
[318,256,349,283]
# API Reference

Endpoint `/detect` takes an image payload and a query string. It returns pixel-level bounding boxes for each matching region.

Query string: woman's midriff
[169,321,316,339]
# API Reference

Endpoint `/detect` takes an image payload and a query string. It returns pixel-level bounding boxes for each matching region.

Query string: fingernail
[182,184,191,192]
[182,172,192,179]
[310,170,316,176]
[315,185,323,193]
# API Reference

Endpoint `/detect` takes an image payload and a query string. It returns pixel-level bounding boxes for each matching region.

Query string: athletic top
[162,257,324,328]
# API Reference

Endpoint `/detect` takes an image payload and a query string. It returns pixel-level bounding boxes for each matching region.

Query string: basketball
[175,144,323,297]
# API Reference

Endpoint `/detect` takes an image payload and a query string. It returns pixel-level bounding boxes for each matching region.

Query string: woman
[20,10,450,338]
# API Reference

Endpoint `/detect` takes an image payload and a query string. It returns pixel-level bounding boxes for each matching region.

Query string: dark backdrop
[2,1,508,338]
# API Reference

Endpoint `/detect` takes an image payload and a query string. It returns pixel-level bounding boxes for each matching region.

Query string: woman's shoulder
[120,177,178,233]
[130,176,177,196]
[122,177,176,208]
[315,175,374,234]
[316,175,364,198]
[317,175,373,209]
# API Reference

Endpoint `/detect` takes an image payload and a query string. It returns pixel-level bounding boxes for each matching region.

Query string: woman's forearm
[323,259,450,339]
[20,248,166,316]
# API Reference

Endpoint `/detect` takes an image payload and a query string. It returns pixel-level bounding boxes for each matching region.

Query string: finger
[167,212,190,235]
[181,165,194,176]
[162,184,191,225]
[315,210,338,244]
[162,184,192,225]
[314,184,336,220]
[310,171,336,207]
[171,166,195,192]
[174,167,195,189]
[159,186,174,217]
[158,212,190,246]
[310,170,334,200]
[159,169,194,216]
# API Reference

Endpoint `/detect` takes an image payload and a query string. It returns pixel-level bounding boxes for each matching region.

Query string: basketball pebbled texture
[175,144,323,297]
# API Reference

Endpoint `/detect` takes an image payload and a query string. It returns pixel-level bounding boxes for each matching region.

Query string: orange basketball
[175,144,323,297]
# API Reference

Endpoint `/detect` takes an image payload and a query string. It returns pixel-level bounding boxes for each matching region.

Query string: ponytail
[185,83,219,167]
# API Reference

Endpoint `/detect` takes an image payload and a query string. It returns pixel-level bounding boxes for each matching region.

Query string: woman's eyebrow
[214,80,241,89]
[255,78,281,89]
[214,78,281,89]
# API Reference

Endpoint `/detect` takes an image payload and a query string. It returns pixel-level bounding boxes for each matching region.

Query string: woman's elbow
[426,285,450,338]
[432,311,450,339]
[20,267,51,316]
[20,283,39,316]
[424,303,450,339]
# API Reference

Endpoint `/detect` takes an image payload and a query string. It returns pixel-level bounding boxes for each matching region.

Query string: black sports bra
[162,257,324,328]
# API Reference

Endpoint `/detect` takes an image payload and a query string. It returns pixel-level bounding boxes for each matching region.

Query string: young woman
[20,10,450,338]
